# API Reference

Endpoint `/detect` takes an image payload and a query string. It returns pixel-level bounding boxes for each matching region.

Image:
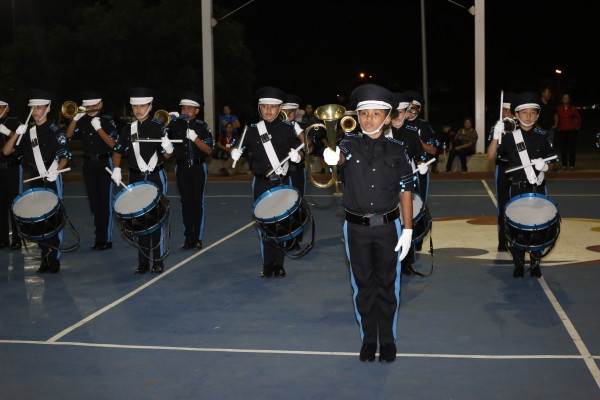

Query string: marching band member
[168,91,214,250]
[2,89,71,273]
[66,91,118,251]
[230,86,303,278]
[323,84,414,363]
[488,92,556,278]
[111,87,174,274]
[0,93,23,250]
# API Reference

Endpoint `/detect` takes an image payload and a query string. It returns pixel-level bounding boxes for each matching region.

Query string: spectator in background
[216,122,242,175]
[556,93,582,171]
[439,122,456,154]
[218,105,241,136]
[301,103,318,128]
[445,117,478,173]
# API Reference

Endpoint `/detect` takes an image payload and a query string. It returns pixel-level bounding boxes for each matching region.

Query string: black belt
[345,207,400,227]
[177,158,204,166]
[83,152,111,161]
[254,173,285,182]
[0,160,20,169]
[511,181,543,188]
[129,164,164,175]
[288,163,305,172]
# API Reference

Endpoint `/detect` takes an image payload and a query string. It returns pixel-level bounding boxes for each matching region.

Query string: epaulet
[345,133,361,139]
[150,117,164,125]
[533,127,547,136]
[405,125,418,132]
[386,137,403,146]
[281,120,293,126]
[250,123,258,128]
[49,123,61,132]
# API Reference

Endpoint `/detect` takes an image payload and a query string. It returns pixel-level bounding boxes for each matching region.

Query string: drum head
[114,182,160,216]
[505,194,558,229]
[254,186,300,221]
[12,188,59,220]
[399,192,424,224]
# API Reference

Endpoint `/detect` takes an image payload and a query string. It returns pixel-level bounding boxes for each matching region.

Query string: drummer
[111,87,174,274]
[230,86,303,278]
[2,89,71,273]
[488,91,557,278]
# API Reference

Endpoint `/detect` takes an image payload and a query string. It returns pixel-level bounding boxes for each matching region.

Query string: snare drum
[504,193,560,252]
[11,187,65,241]
[399,192,432,244]
[113,181,169,237]
[253,185,310,242]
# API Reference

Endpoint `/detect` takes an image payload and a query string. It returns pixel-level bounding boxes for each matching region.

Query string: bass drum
[399,192,431,245]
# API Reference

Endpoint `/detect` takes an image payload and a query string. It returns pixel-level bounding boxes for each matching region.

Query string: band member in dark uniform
[66,91,118,251]
[487,92,517,252]
[488,92,556,278]
[2,90,71,273]
[168,91,214,250]
[111,87,174,274]
[323,84,414,363]
[230,86,303,279]
[0,93,23,250]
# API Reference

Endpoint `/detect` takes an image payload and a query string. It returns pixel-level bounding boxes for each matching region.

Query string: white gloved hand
[111,167,122,186]
[169,112,180,118]
[15,124,27,135]
[161,136,174,154]
[73,108,86,121]
[45,169,59,182]
[288,148,301,163]
[91,117,102,131]
[323,146,341,166]
[531,158,548,172]
[417,163,429,175]
[0,124,11,136]
[231,148,242,161]
[493,120,504,140]
[186,129,198,142]
[394,229,413,261]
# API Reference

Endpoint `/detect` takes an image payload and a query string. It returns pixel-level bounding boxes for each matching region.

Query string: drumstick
[104,166,132,192]
[411,157,436,174]
[504,155,558,174]
[232,125,248,168]
[23,167,71,183]
[498,90,504,144]
[266,143,305,177]
[136,139,183,143]
[15,108,33,146]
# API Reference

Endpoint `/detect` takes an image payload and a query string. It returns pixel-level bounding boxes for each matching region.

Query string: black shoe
[260,264,273,278]
[194,240,202,249]
[273,264,286,278]
[49,260,60,274]
[135,264,150,274]
[0,241,8,249]
[530,259,542,277]
[379,342,397,363]
[151,263,164,274]
[401,263,414,276]
[497,243,507,252]
[92,242,112,251]
[37,261,50,274]
[180,242,193,249]
[9,240,21,250]
[359,343,376,362]
[513,266,524,278]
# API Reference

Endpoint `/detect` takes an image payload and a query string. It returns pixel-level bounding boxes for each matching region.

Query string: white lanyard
[131,121,158,172]
[30,126,57,177]
[512,129,543,185]
[257,121,288,175]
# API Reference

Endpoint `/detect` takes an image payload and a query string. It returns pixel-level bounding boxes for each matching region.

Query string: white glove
[15,124,27,135]
[73,108,86,121]
[0,124,11,136]
[45,169,59,182]
[186,129,198,142]
[531,158,548,172]
[231,148,242,161]
[492,120,504,140]
[111,167,122,186]
[161,136,174,154]
[91,117,102,131]
[394,229,413,261]
[323,146,341,166]
[169,112,180,118]
[288,148,301,163]
[417,163,429,175]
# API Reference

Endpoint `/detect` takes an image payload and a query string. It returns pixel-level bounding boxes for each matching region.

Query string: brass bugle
[503,117,517,133]
[340,112,357,133]
[61,101,99,119]
[153,110,190,126]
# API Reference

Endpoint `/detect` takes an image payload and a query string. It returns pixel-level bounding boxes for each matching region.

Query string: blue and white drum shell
[253,185,308,242]
[504,193,560,252]
[399,192,431,244]
[113,181,168,236]
[11,187,64,241]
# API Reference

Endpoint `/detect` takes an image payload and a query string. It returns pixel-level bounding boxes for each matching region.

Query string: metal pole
[201,0,216,135]
[474,0,485,153]
[420,0,429,121]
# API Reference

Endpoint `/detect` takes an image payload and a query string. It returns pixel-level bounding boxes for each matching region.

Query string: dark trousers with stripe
[495,164,510,248]
[0,165,22,244]
[30,177,63,264]
[175,162,207,244]
[253,177,288,268]
[82,158,114,245]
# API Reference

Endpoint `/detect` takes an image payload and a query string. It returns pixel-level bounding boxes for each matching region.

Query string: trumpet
[153,110,190,126]
[340,111,357,133]
[61,101,100,119]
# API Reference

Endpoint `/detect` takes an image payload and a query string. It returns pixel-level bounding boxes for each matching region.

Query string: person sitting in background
[216,122,241,175]
[445,117,478,173]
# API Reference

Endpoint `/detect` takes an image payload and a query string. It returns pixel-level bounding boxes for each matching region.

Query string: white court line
[46,221,256,343]
[480,179,497,208]
[480,178,600,390]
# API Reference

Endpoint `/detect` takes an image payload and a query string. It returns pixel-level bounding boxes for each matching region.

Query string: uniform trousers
[0,164,22,245]
[175,162,207,244]
[508,183,547,267]
[287,166,306,243]
[494,164,510,248]
[82,157,114,245]
[343,218,402,344]
[253,176,288,268]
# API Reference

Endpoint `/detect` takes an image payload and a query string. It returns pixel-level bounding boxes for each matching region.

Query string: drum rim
[253,185,301,223]
[504,193,559,230]
[113,181,161,218]
[11,187,60,222]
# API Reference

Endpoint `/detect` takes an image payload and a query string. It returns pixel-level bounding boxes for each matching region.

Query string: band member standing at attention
[110,87,174,274]
[487,92,516,252]
[488,92,556,278]
[323,84,414,363]
[2,90,71,273]
[66,91,118,251]
[0,93,23,250]
[230,86,303,279]
[168,91,214,250]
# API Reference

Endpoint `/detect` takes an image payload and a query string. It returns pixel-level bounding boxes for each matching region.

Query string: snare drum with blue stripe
[253,185,309,242]
[113,181,169,236]
[11,187,65,241]
[504,193,560,252]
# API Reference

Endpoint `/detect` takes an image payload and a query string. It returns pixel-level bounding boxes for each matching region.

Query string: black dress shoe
[379,342,397,363]
[37,261,50,274]
[9,240,21,250]
[273,264,286,278]
[359,343,376,362]
[513,266,524,278]
[92,242,112,251]
[530,259,542,277]
[194,240,202,249]
[135,264,150,274]
[260,264,273,278]
[180,242,194,249]
[401,263,414,276]
[497,243,507,252]
[49,260,61,274]
[151,263,164,274]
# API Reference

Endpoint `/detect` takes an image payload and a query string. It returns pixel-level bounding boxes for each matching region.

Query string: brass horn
[153,109,171,126]
[503,117,518,133]
[61,101,98,119]
[340,111,357,133]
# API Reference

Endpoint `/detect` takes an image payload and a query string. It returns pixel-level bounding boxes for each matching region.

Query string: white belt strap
[512,129,543,185]
[30,126,57,177]
[131,121,158,172]
[257,121,288,175]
